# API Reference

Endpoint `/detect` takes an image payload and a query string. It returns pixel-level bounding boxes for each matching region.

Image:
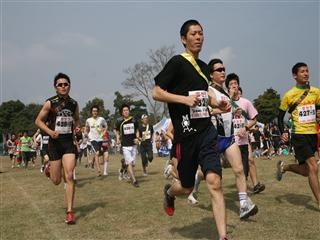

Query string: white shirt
[210,86,233,137]
[86,117,107,142]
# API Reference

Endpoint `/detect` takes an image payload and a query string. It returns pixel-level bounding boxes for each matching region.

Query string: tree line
[0,45,281,136]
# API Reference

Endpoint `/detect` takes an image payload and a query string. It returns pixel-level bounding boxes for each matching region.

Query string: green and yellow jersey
[280,85,320,134]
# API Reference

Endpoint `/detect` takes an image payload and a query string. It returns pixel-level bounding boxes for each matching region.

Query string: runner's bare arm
[74,104,80,131]
[35,101,58,139]
[152,85,199,107]
[208,87,231,112]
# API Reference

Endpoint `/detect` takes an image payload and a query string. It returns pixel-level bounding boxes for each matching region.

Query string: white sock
[104,161,108,175]
[73,169,76,180]
[239,192,247,206]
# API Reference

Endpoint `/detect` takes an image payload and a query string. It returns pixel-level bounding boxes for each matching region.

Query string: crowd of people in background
[2,19,320,240]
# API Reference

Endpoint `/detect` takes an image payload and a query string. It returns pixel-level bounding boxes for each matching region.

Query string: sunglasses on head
[213,67,225,73]
[56,83,69,88]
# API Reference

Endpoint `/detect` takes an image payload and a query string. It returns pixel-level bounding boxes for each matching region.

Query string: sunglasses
[56,83,69,88]
[213,67,225,73]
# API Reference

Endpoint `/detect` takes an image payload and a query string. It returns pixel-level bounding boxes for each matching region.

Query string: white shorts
[122,145,137,166]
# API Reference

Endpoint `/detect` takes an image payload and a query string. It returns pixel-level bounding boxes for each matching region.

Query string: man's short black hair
[119,103,130,115]
[54,72,70,86]
[225,73,240,89]
[180,19,202,37]
[208,58,223,74]
[91,105,99,112]
[292,62,307,75]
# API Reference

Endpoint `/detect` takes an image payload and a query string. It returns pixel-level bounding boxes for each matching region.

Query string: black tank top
[47,95,78,139]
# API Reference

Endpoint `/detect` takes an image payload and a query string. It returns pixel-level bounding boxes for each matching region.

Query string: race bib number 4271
[189,90,209,119]
[297,104,316,123]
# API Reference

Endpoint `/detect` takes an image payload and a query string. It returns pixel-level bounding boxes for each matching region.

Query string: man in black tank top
[35,72,80,224]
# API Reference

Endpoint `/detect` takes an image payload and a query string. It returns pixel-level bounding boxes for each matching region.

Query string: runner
[138,114,154,176]
[225,73,266,194]
[7,134,17,168]
[115,103,140,187]
[34,129,50,173]
[35,72,80,224]
[153,20,230,240]
[20,131,32,169]
[100,130,110,176]
[85,106,108,176]
[276,62,320,208]
[188,58,258,219]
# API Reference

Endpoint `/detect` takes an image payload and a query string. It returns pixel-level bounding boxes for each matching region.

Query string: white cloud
[3,32,99,72]
[48,32,98,47]
[209,47,236,65]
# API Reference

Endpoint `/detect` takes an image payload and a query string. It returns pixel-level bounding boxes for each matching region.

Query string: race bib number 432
[297,104,316,123]
[189,90,209,119]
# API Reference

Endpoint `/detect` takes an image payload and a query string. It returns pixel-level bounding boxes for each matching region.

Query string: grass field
[1,153,319,240]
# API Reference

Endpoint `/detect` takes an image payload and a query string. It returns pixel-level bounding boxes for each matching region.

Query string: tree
[0,100,42,135]
[253,88,281,124]
[110,91,147,128]
[122,45,176,122]
[0,100,25,135]
[80,97,110,127]
[10,103,42,135]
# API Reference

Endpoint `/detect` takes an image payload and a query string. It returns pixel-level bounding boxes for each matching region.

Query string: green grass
[1,153,319,240]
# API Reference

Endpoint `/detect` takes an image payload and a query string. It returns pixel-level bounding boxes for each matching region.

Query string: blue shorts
[216,135,235,153]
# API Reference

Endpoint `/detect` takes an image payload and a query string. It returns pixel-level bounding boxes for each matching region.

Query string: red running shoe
[163,184,175,216]
[44,163,50,178]
[65,211,75,224]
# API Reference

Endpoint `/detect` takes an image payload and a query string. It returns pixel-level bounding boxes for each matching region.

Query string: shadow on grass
[275,193,319,212]
[74,201,108,220]
[75,176,99,188]
[170,217,237,239]
[169,217,218,239]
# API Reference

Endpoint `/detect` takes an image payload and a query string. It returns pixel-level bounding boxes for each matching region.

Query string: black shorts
[291,134,317,164]
[48,138,76,161]
[239,145,249,178]
[21,151,31,161]
[176,125,221,188]
[40,145,49,157]
[91,141,102,154]
[170,143,176,159]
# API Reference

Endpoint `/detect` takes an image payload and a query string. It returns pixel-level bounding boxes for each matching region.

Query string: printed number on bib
[189,90,209,119]
[123,123,135,135]
[233,118,245,135]
[297,104,316,123]
[55,116,73,134]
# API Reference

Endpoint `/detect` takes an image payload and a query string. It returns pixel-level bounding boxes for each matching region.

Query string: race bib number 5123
[189,90,209,119]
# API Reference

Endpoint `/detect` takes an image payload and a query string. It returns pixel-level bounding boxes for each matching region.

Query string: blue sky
[2,1,319,112]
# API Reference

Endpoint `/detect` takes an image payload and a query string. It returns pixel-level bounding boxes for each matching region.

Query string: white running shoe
[240,197,258,219]
[187,193,198,205]
[164,164,173,179]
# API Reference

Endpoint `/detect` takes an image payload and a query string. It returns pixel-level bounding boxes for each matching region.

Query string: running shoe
[44,163,50,178]
[164,164,173,179]
[65,211,75,224]
[276,160,284,181]
[163,184,175,216]
[253,182,265,194]
[240,197,258,220]
[40,165,44,173]
[187,192,198,205]
[132,180,139,188]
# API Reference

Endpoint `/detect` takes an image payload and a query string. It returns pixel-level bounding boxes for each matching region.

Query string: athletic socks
[73,169,76,180]
[239,192,247,207]
[103,161,108,175]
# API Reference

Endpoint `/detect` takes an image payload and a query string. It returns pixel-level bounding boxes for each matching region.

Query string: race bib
[55,116,73,134]
[233,118,245,135]
[297,104,316,123]
[43,136,49,144]
[189,90,209,119]
[123,123,135,135]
